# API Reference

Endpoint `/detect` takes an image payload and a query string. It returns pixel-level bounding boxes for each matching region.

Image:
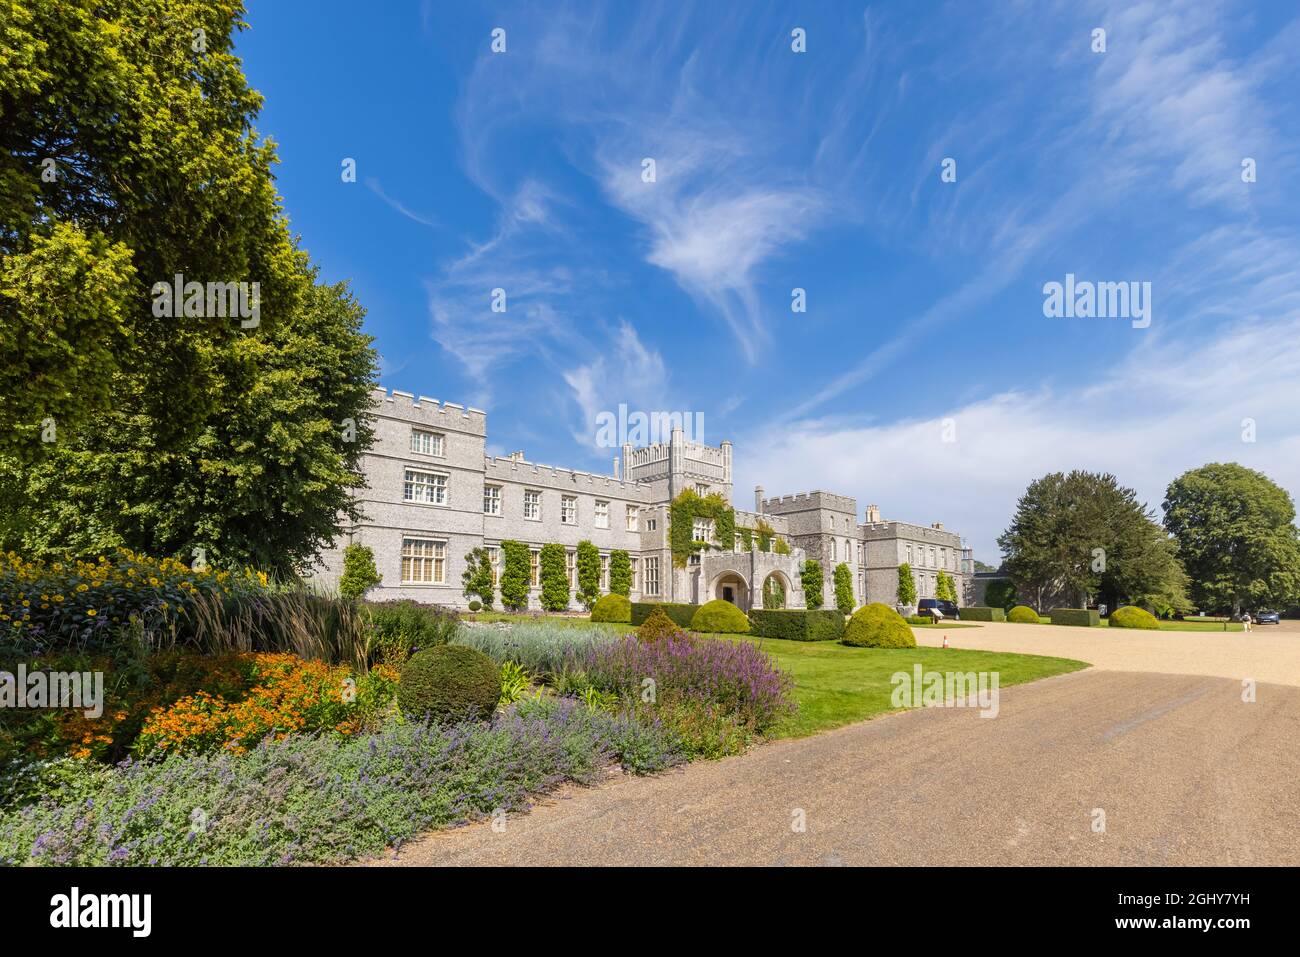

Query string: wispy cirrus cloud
[440,3,869,363]
[365,177,441,229]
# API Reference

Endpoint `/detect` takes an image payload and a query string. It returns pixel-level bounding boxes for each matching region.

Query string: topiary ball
[590,593,632,623]
[842,602,916,648]
[467,600,482,612]
[397,644,501,721]
[1007,605,1040,624]
[690,599,751,634]
[1108,606,1160,630]
[637,606,683,643]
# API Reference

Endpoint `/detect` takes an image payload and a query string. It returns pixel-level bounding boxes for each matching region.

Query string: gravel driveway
[914,620,1300,686]
[372,669,1300,866]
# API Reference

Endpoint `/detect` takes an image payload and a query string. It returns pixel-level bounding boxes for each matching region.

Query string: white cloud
[595,130,826,362]
[1090,0,1279,209]
[738,310,1300,560]
[561,320,675,450]
[365,178,440,229]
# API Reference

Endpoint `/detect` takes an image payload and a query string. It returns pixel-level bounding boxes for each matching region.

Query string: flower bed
[0,650,395,764]
[554,634,798,758]
[0,696,682,866]
[454,621,618,675]
[0,549,268,653]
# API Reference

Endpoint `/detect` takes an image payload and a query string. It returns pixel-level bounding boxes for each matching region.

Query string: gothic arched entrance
[711,572,750,611]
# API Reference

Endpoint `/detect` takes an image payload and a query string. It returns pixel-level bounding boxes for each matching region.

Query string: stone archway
[761,571,792,610]
[710,572,750,611]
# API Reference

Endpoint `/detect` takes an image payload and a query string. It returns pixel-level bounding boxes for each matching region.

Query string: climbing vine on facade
[668,489,735,567]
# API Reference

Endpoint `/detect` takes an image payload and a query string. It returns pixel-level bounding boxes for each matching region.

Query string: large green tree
[0,2,377,574]
[0,279,376,576]
[998,470,1188,611]
[1163,463,1300,614]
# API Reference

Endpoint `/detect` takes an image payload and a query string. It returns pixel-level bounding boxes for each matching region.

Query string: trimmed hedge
[590,593,632,623]
[749,609,845,642]
[958,606,1006,622]
[1109,606,1159,629]
[397,645,501,721]
[842,603,916,648]
[1050,607,1100,627]
[631,602,698,628]
[691,599,751,634]
[1007,605,1040,624]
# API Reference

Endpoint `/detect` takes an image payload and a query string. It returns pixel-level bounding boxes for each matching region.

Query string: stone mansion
[312,388,972,612]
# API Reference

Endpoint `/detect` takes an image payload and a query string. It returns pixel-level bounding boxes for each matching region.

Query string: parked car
[1252,610,1281,625]
[917,598,959,621]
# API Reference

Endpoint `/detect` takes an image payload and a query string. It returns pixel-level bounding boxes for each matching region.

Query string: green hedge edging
[630,602,699,628]
[1050,607,1100,627]
[749,609,845,642]
[958,606,1005,622]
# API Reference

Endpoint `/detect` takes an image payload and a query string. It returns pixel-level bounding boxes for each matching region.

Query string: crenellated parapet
[483,452,655,499]
[369,387,487,435]
[762,489,858,516]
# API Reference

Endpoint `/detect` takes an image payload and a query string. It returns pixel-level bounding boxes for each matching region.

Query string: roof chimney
[612,457,621,481]
[509,450,525,463]
[755,485,764,515]
[866,504,881,523]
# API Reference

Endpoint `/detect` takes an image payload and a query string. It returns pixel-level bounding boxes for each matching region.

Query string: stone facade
[311,388,969,612]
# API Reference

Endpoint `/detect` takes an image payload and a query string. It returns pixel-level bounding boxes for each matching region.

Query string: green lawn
[718,634,1089,739]
[464,614,1089,740]
[466,610,608,626]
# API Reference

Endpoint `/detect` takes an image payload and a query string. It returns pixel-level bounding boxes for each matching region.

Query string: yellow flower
[76,583,89,592]
[86,609,97,617]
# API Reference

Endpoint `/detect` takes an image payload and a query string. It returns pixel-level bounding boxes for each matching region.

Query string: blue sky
[238,0,1300,562]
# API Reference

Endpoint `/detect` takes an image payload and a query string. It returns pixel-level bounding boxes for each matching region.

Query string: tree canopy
[0,1,377,574]
[1163,463,1300,614]
[998,470,1188,612]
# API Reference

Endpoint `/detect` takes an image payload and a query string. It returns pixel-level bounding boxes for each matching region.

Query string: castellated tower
[621,429,734,506]
[763,490,861,608]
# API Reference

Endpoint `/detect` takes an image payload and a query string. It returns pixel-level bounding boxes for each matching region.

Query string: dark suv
[917,599,959,620]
